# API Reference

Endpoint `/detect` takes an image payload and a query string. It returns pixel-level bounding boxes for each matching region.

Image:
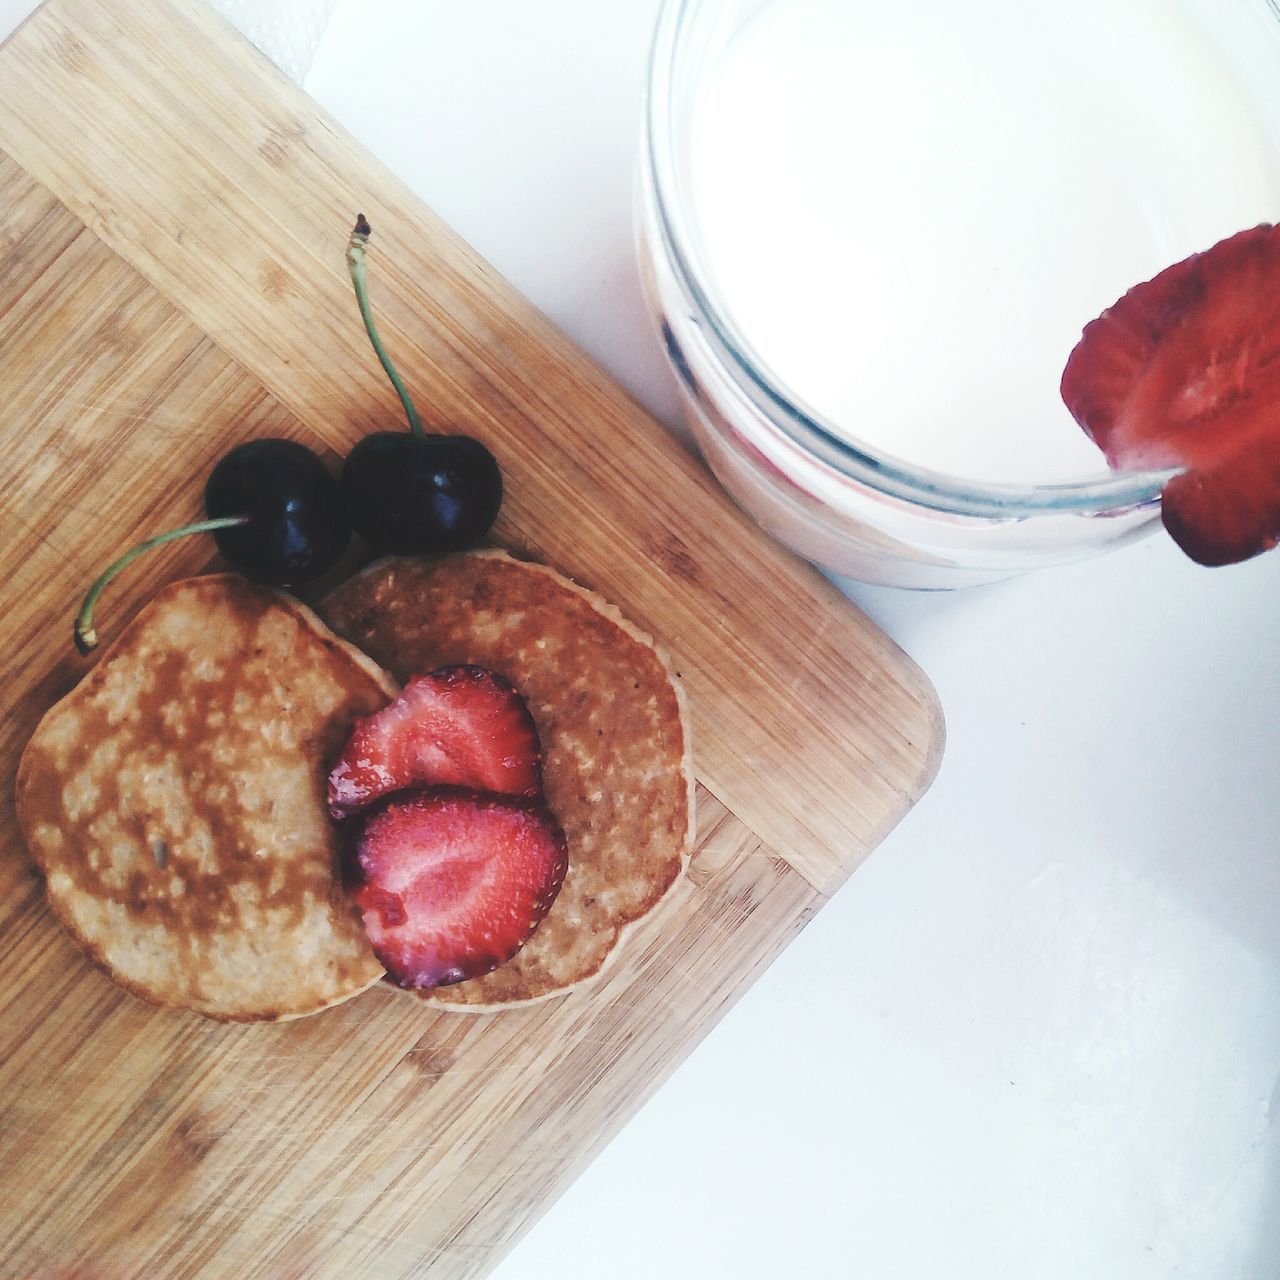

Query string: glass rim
[643,0,1176,519]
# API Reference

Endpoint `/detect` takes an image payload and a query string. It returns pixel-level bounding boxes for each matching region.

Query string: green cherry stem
[74,516,249,656]
[347,214,425,441]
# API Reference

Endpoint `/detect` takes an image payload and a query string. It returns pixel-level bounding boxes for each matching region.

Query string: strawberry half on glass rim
[1061,222,1280,567]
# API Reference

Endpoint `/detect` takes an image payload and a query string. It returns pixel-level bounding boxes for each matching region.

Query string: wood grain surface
[0,2,944,1277]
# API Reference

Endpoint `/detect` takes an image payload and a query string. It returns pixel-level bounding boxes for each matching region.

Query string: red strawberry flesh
[1060,223,1280,566]
[328,665,542,820]
[353,787,568,989]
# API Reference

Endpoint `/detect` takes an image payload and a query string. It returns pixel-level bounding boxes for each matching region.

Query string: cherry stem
[347,215,425,441]
[74,516,250,655]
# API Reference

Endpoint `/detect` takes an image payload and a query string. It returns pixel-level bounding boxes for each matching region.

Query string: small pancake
[16,575,396,1022]
[319,549,695,1009]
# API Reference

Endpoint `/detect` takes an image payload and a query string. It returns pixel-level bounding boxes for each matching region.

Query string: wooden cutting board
[0,1,943,1276]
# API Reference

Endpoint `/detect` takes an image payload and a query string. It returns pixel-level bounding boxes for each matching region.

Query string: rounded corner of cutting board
[906,658,947,801]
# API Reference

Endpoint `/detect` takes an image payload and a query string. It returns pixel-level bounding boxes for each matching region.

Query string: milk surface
[689,0,1280,483]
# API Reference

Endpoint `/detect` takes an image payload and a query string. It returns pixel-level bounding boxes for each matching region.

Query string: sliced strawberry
[327,665,542,820]
[1160,435,1280,566]
[352,787,568,989]
[1060,223,1280,566]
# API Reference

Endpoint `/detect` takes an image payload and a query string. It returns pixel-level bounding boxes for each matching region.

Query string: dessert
[22,552,695,1017]
[17,576,395,1021]
[319,549,695,1008]
[20,219,694,1021]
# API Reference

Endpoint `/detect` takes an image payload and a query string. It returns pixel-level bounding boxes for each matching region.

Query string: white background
[4,1,1279,1276]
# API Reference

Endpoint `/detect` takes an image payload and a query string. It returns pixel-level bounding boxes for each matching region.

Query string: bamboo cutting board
[0,1,943,1276]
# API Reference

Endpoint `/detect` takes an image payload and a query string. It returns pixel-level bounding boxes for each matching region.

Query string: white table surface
[6,1,1280,1276]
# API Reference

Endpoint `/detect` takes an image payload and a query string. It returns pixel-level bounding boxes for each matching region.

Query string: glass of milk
[638,0,1280,587]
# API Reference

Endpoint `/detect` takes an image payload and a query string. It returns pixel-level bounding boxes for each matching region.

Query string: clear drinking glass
[637,0,1280,588]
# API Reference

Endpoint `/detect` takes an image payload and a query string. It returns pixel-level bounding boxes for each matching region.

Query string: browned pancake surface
[16,575,395,1021]
[319,550,694,1008]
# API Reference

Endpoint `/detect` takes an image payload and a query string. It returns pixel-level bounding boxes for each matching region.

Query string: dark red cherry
[74,438,349,654]
[205,438,350,584]
[341,432,502,555]
[343,216,502,555]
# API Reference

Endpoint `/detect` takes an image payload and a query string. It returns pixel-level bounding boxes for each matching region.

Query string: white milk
[689,0,1280,484]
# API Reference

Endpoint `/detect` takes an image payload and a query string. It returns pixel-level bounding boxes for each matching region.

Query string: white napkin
[205,0,338,84]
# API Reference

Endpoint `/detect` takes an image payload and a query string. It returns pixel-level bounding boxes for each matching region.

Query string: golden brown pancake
[319,549,695,1009]
[16,575,395,1022]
